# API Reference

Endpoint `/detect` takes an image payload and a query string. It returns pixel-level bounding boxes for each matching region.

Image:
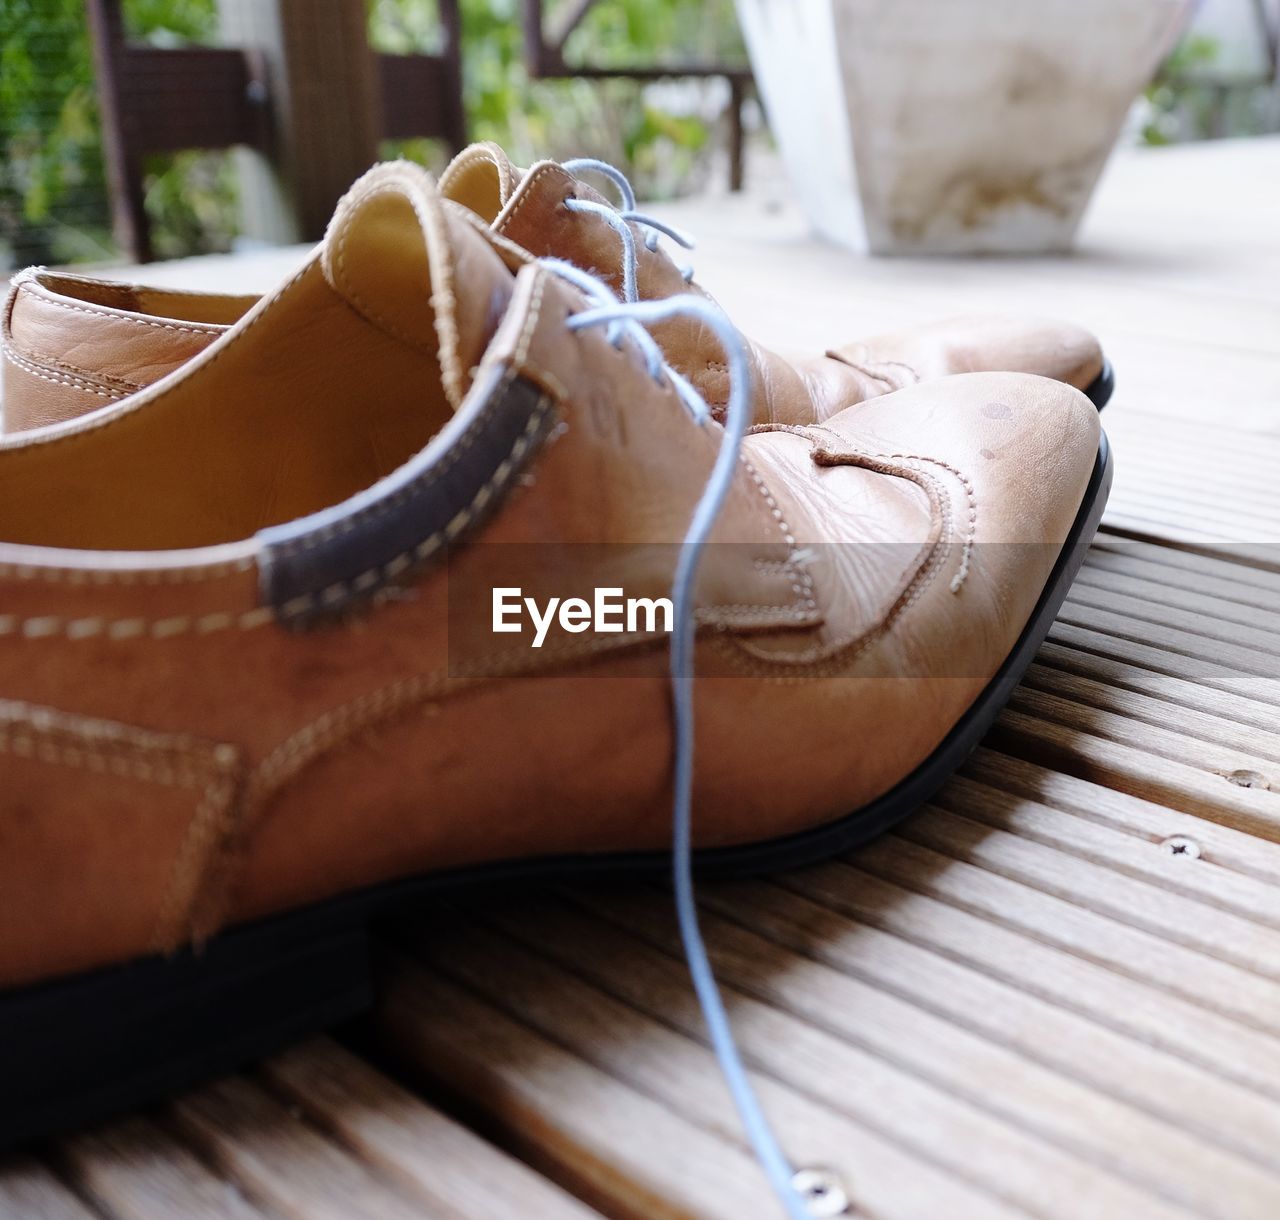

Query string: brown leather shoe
[440,144,1112,415]
[0,162,1109,1156]
[0,145,1111,434]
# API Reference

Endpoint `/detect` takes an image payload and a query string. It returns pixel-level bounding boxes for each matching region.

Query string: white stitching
[274,393,556,622]
[0,727,214,787]
[497,162,567,234]
[333,178,441,353]
[440,144,516,208]
[0,388,555,638]
[718,430,955,673]
[0,606,274,642]
[0,557,254,586]
[3,347,126,401]
[878,451,977,594]
[21,286,224,335]
[738,452,818,615]
[0,257,318,459]
[5,339,145,395]
[149,765,242,953]
[0,706,243,954]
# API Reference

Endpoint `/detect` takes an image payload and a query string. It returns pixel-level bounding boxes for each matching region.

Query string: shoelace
[543,256,817,1220]
[561,157,697,302]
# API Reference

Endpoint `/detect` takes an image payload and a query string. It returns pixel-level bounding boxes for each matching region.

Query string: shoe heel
[0,910,373,1150]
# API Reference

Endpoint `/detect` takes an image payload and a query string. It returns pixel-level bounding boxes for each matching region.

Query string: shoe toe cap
[831,369,1102,548]
[845,313,1105,395]
[937,314,1105,393]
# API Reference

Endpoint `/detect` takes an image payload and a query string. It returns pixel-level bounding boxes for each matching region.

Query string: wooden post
[85,0,153,262]
[437,0,468,154]
[218,0,381,244]
[727,75,746,193]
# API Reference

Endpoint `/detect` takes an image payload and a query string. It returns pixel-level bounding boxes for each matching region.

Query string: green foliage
[0,0,235,269]
[1143,35,1223,145]
[372,0,741,198]
[121,0,218,42]
[2,0,742,267]
[1143,34,1279,145]
[119,0,241,262]
[0,0,112,266]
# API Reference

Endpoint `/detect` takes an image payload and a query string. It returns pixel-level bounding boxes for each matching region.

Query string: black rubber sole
[0,431,1113,1151]
[1084,359,1115,411]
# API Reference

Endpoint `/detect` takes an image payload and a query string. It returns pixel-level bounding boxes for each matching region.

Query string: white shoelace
[544,256,818,1220]
[561,157,697,302]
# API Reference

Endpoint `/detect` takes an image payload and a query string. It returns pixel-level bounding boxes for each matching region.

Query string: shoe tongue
[438,142,523,223]
[321,161,513,411]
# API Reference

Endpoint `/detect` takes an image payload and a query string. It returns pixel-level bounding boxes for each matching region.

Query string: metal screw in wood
[791,1167,851,1216]
[1160,835,1201,859]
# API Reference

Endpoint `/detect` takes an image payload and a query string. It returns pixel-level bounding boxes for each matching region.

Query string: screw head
[1160,835,1201,859]
[791,1167,851,1217]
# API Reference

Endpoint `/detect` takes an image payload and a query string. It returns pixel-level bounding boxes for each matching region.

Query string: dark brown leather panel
[258,368,555,625]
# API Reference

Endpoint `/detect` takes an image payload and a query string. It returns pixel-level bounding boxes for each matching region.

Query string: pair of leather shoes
[0,151,1110,1172]
[1,142,1112,433]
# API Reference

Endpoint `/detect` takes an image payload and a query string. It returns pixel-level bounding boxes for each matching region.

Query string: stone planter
[736,0,1192,254]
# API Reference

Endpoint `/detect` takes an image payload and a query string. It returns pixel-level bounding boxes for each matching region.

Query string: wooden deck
[3,137,1280,1219]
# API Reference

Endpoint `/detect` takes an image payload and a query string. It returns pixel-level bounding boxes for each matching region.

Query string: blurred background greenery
[0,0,1275,271]
[0,0,743,270]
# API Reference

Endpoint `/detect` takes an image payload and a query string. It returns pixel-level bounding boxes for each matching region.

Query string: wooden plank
[696,876,1280,1170]
[1017,666,1280,769]
[1101,464,1280,529]
[856,833,1280,1029]
[901,806,1280,970]
[1099,414,1280,542]
[1064,582,1280,663]
[1082,553,1280,622]
[1090,533,1280,597]
[963,749,1280,882]
[547,885,1280,1218]
[58,1116,270,1220]
[1103,410,1280,471]
[1002,688,1280,828]
[115,48,267,155]
[264,1037,601,1219]
[0,1158,99,1220]
[548,887,1280,1216]
[939,771,1280,920]
[373,947,790,1220]
[992,706,1280,837]
[386,921,1029,1220]
[169,1076,444,1220]
[377,54,449,142]
[85,0,152,263]
[1035,640,1280,732]
[1024,655,1280,762]
[1101,509,1279,555]
[1053,604,1280,694]
[447,914,1196,1220]
[776,859,1280,1096]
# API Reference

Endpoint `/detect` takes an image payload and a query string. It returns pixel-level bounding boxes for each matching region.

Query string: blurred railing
[86,0,465,262]
[520,0,752,189]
